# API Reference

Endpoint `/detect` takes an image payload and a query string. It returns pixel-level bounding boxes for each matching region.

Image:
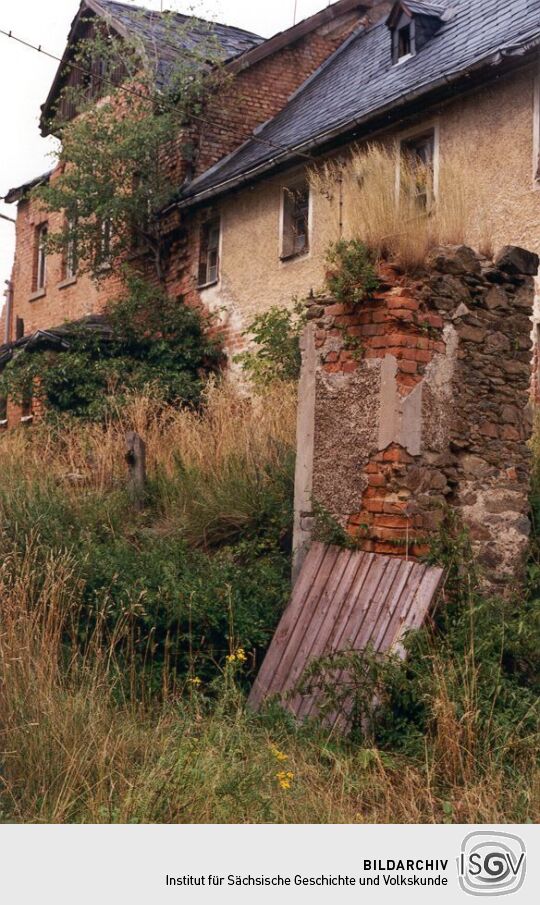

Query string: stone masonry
[293,245,538,588]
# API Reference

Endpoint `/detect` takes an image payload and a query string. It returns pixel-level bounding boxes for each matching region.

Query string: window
[401,131,435,208]
[392,16,416,63]
[282,181,310,260]
[35,223,48,291]
[21,388,33,422]
[198,217,220,287]
[397,24,412,58]
[65,214,78,279]
[97,218,112,266]
[15,317,24,341]
[88,58,107,100]
[533,72,540,184]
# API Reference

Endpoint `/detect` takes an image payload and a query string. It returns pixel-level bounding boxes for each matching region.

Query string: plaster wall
[199,62,540,352]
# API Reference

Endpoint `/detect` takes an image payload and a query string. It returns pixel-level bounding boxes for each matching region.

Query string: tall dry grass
[310,143,492,270]
[0,385,537,823]
[0,548,536,824]
[0,380,296,493]
[0,380,297,547]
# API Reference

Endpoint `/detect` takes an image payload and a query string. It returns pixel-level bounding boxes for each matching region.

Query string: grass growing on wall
[0,384,538,824]
[309,144,492,271]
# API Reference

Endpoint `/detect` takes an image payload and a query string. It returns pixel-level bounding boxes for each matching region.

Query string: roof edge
[178,35,540,210]
[227,0,374,74]
[4,170,53,205]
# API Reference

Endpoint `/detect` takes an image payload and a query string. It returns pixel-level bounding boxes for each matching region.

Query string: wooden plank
[377,564,426,653]
[249,545,444,730]
[295,551,376,722]
[248,544,338,707]
[329,557,403,732]
[279,549,352,702]
[248,542,327,708]
[292,550,366,719]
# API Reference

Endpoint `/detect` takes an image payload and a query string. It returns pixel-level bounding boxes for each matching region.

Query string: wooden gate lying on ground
[248,543,444,728]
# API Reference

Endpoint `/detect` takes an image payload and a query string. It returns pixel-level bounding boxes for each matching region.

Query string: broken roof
[40,0,263,133]
[0,315,114,370]
[4,170,52,205]
[182,0,540,206]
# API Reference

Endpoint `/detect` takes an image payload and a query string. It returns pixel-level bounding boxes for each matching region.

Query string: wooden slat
[292,550,365,719]
[249,543,335,707]
[249,541,327,708]
[248,544,444,729]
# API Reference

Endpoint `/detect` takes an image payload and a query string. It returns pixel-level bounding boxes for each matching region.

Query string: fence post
[125,431,147,508]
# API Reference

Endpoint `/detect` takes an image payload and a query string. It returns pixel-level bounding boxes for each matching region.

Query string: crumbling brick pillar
[293,245,538,589]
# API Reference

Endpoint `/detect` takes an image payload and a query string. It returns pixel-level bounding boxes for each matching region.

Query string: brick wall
[294,245,538,589]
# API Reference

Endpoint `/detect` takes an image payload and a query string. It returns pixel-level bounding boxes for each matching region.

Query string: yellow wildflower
[226,647,247,664]
[276,771,294,790]
[188,676,202,686]
[270,745,289,762]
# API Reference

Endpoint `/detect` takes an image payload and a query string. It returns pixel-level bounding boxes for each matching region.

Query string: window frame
[64,213,79,280]
[392,14,416,64]
[280,178,311,262]
[397,125,439,210]
[533,69,540,187]
[35,223,48,292]
[197,215,221,288]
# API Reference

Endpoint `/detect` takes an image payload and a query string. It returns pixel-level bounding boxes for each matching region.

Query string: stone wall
[293,245,538,588]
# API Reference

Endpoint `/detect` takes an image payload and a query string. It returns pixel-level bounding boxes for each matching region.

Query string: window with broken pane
[282,181,310,259]
[198,217,220,287]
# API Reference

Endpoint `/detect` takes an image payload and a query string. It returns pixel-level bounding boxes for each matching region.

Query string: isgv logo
[458,832,526,897]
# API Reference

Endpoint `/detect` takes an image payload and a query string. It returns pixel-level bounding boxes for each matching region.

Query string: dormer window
[397,22,413,60]
[388,1,445,65]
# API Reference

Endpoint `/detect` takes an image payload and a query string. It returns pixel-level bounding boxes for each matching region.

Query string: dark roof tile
[185,0,540,202]
[99,1,263,88]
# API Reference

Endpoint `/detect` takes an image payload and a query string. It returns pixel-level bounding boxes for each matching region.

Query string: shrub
[0,277,222,421]
[236,302,305,385]
[324,239,379,304]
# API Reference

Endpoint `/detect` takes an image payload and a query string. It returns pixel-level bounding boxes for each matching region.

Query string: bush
[236,302,305,385]
[324,239,379,304]
[0,277,222,421]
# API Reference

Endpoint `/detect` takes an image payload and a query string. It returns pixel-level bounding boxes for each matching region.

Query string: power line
[0,25,312,161]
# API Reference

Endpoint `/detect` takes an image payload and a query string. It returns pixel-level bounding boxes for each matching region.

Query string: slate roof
[183,0,540,204]
[4,170,52,205]
[98,1,264,88]
[0,315,115,370]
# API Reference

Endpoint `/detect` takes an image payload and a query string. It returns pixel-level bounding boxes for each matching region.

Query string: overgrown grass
[310,143,492,271]
[0,385,538,823]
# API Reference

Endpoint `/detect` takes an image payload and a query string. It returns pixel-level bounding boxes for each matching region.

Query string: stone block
[494,245,539,276]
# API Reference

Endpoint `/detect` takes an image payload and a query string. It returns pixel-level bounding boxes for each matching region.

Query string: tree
[36,6,229,283]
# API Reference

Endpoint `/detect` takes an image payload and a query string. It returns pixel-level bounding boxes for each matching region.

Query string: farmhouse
[2,0,540,426]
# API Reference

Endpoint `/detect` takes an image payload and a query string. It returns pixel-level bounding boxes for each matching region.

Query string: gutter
[177,31,540,210]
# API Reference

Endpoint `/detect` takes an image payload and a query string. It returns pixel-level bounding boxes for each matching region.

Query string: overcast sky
[0,0,332,295]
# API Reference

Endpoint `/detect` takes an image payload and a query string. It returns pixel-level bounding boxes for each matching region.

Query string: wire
[0,25,313,161]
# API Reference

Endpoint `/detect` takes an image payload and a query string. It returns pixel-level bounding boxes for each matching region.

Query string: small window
[35,223,48,291]
[15,317,24,341]
[392,16,416,63]
[398,24,411,57]
[198,217,220,287]
[21,388,33,421]
[97,218,112,266]
[88,58,107,100]
[65,214,78,279]
[401,131,435,208]
[282,181,310,260]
